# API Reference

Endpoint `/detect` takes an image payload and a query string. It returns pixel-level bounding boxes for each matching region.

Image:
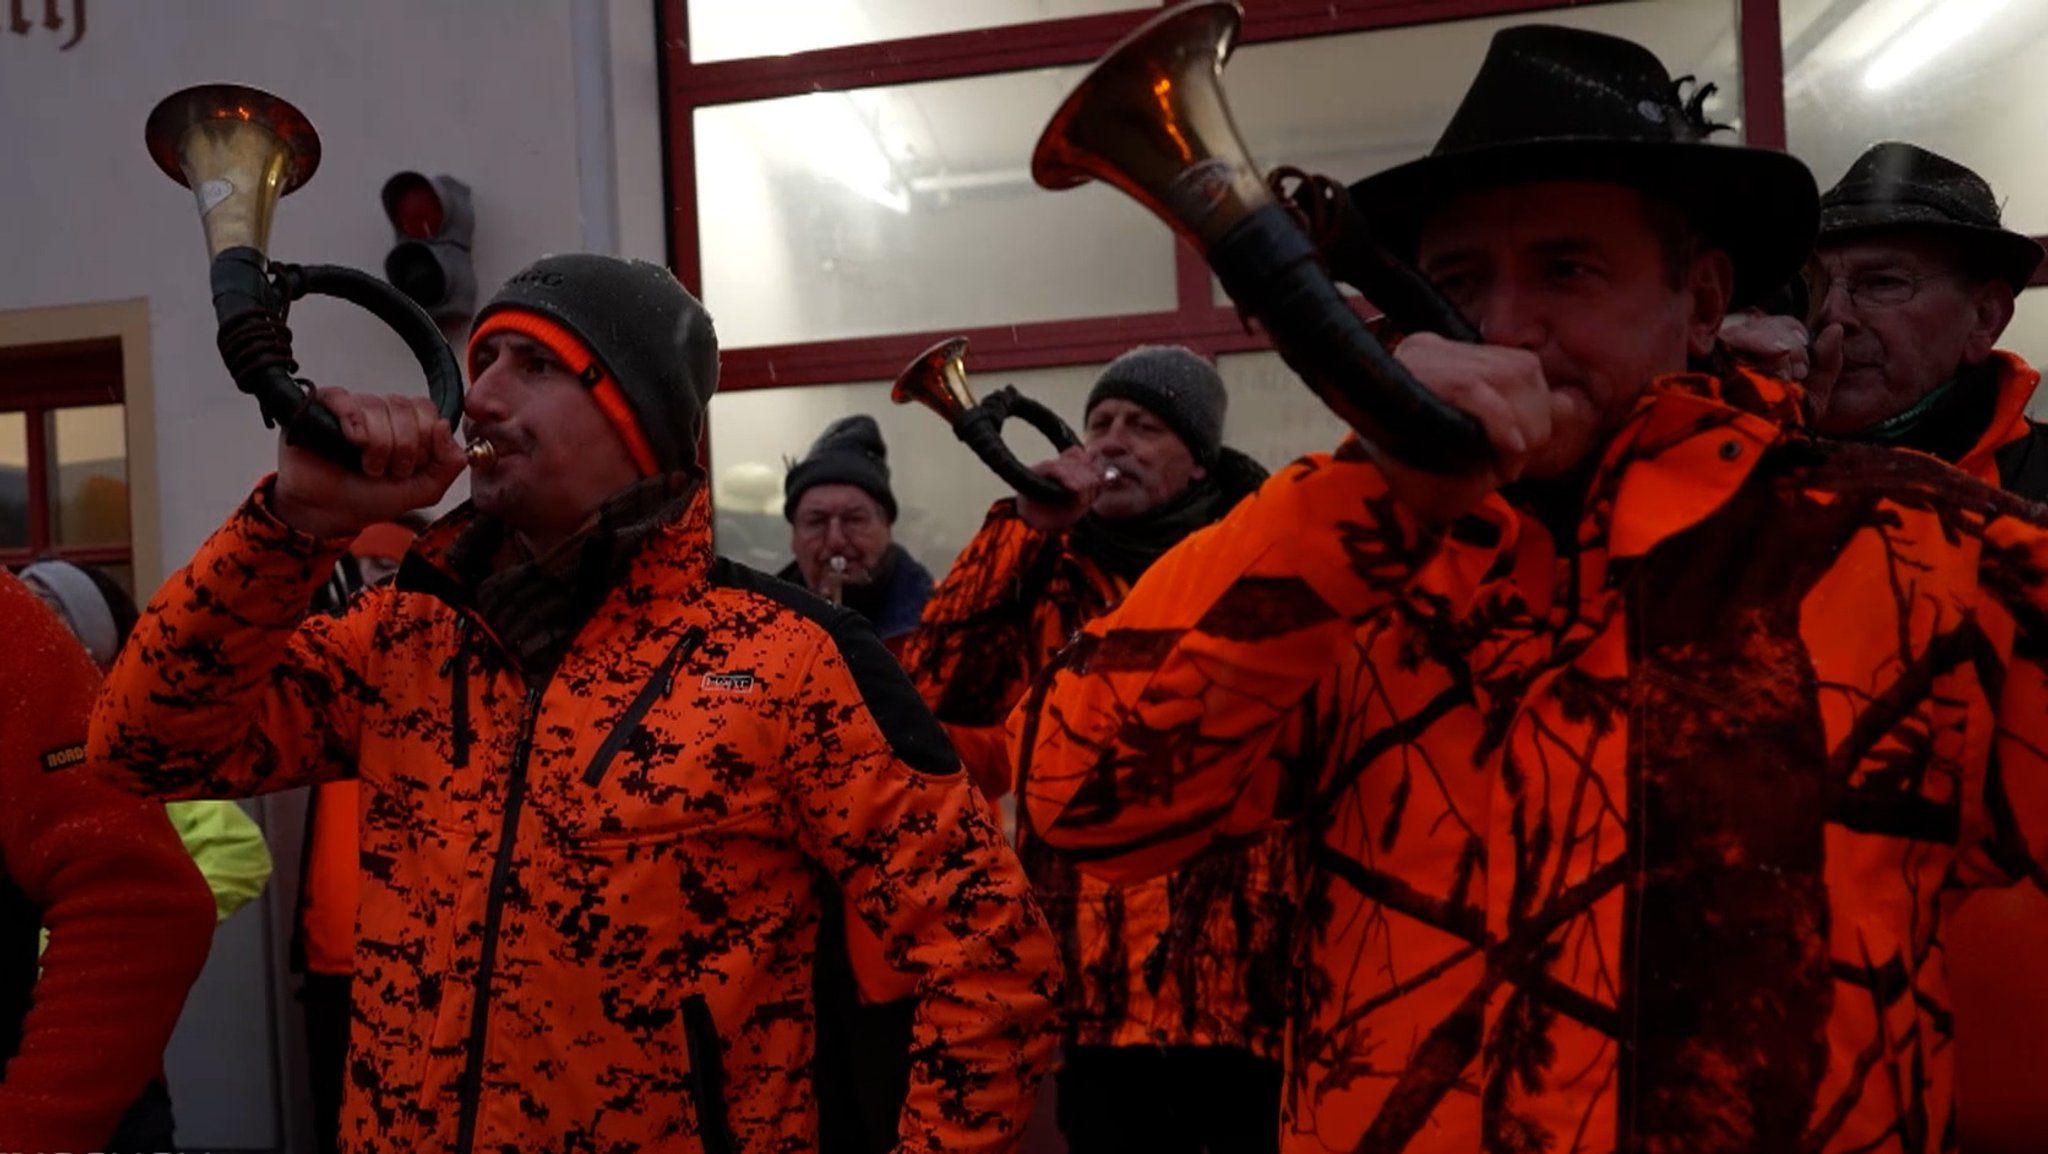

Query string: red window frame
[660,0,2041,396]
[0,337,131,572]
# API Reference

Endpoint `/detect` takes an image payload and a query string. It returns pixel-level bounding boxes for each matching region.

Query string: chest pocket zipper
[440,618,475,768]
[581,626,707,787]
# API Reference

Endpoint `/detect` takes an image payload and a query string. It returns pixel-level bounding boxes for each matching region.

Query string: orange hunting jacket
[1016,368,2048,1154]
[91,483,1061,1154]
[0,573,213,1153]
[1910,348,2046,1150]
[1962,350,2045,498]
[903,500,1293,1055]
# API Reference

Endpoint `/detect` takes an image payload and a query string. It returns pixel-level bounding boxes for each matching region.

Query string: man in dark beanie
[903,343,1286,1153]
[88,253,1059,1154]
[1016,23,2048,1154]
[779,415,934,650]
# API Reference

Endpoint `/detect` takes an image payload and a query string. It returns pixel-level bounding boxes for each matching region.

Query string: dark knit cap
[472,254,720,473]
[783,415,898,522]
[1085,345,1227,465]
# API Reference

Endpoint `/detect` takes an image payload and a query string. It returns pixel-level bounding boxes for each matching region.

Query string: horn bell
[1031,1,1270,251]
[145,83,321,258]
[891,336,975,425]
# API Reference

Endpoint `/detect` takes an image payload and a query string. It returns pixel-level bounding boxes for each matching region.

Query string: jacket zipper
[681,993,737,1154]
[451,684,543,1154]
[440,617,474,768]
[582,627,706,787]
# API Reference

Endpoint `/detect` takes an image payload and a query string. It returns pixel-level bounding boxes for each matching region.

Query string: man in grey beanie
[903,344,1288,1153]
[89,253,1060,1154]
[779,415,934,650]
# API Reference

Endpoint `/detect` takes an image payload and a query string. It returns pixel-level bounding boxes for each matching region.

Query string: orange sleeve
[89,481,376,801]
[1947,508,2048,1146]
[0,575,215,1151]
[299,779,360,974]
[938,724,1013,801]
[1981,514,2048,885]
[785,612,1060,1154]
[900,500,1062,799]
[1013,447,1503,883]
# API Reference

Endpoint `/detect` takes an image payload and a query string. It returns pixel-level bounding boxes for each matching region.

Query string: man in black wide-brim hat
[1012,22,2048,1154]
[1812,143,2043,494]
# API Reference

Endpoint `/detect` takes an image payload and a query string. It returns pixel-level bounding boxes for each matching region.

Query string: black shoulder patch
[41,743,86,773]
[708,558,961,778]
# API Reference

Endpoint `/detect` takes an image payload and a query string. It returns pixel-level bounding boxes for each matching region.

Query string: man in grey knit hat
[89,253,1059,1154]
[779,415,934,650]
[903,344,1287,1154]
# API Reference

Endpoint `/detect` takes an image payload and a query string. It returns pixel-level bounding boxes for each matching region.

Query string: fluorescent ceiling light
[798,92,910,213]
[1784,0,1932,91]
[1864,0,2013,90]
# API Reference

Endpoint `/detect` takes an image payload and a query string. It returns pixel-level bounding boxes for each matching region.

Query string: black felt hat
[1348,24,1818,309]
[1818,142,2043,290]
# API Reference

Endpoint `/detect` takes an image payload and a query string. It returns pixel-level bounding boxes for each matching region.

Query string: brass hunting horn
[891,336,1104,504]
[145,84,482,471]
[1033,1,1490,473]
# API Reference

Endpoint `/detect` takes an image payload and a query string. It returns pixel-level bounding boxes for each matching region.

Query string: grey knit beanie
[21,560,136,669]
[1084,345,1227,465]
[471,254,720,474]
[783,415,898,522]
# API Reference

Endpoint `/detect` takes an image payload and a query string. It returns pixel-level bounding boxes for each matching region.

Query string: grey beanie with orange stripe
[467,254,721,476]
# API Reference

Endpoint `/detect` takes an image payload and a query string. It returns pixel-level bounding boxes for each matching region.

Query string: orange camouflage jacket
[1963,350,2045,499]
[1909,348,2046,1150]
[1016,368,2048,1154]
[91,482,1060,1154]
[903,499,1294,1055]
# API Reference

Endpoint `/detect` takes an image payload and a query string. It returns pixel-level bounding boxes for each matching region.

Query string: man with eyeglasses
[1726,142,2046,497]
[777,414,942,1154]
[782,415,934,653]
[1797,143,2048,1154]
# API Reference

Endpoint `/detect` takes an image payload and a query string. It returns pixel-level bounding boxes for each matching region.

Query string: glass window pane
[1216,351,1354,470]
[46,404,128,547]
[1784,0,2048,233]
[0,411,24,550]
[1215,0,1742,305]
[688,0,1157,64]
[696,70,1178,349]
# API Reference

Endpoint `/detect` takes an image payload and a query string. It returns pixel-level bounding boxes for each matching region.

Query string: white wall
[0,2,667,1148]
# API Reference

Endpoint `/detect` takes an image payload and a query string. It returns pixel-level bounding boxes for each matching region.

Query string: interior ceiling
[864,0,1742,202]
[755,0,2047,211]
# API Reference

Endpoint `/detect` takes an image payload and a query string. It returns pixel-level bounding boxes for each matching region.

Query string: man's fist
[1016,447,1108,533]
[1367,333,1590,526]
[272,388,467,540]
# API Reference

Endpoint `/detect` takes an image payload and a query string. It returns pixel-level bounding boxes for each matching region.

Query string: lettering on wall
[9,0,85,51]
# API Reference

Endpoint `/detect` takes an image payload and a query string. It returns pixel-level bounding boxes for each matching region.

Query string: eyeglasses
[793,508,880,537]
[1808,270,1956,311]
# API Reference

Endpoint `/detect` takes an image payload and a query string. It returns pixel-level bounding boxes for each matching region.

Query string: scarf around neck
[1070,447,1269,581]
